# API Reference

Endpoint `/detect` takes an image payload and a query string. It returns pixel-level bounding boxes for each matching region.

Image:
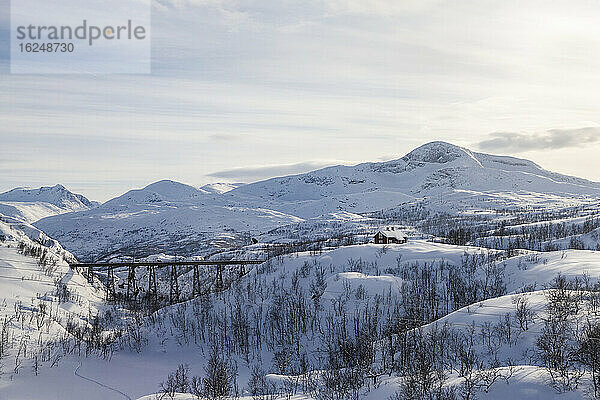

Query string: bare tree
[203,346,237,399]
[535,279,586,392]
[160,364,190,399]
[248,365,276,400]
[576,322,600,398]
[513,295,535,331]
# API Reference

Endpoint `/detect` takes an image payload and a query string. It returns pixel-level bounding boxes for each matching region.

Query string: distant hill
[227,141,600,217]
[0,184,98,223]
[34,180,301,261]
[33,142,600,260]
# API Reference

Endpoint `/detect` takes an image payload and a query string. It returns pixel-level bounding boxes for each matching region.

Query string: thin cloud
[208,133,240,142]
[477,127,600,153]
[326,0,443,16]
[207,160,345,182]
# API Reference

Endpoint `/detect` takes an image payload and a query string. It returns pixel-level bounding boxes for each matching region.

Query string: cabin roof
[375,230,407,240]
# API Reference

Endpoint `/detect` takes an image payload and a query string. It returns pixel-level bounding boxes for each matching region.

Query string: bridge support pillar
[148,266,157,300]
[87,266,94,284]
[127,266,137,302]
[192,265,200,297]
[106,268,116,301]
[169,266,180,303]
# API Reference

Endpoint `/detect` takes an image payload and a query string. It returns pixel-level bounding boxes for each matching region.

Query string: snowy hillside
[1,212,70,251]
[122,243,600,400]
[33,142,600,261]
[0,184,97,223]
[3,240,599,399]
[228,141,600,218]
[0,219,111,400]
[35,180,303,261]
[4,142,600,399]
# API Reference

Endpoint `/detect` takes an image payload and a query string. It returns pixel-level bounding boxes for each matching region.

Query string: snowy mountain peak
[0,184,95,208]
[402,141,476,164]
[143,180,203,199]
[102,180,206,208]
[0,184,97,223]
[400,141,556,175]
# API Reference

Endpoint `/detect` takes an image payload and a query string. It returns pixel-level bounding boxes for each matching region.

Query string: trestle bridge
[70,259,265,303]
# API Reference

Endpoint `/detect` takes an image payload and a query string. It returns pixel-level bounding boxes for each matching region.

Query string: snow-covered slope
[0,218,109,400]
[35,180,303,261]
[3,240,594,400]
[0,184,97,223]
[200,182,245,194]
[228,141,600,218]
[34,142,600,260]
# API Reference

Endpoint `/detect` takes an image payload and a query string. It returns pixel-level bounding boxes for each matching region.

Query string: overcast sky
[1,0,600,202]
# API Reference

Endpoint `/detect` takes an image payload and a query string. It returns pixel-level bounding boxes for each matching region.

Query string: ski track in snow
[74,362,133,400]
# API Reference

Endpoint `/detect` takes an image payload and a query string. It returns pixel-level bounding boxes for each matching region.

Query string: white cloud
[477,127,600,153]
[2,0,600,199]
[325,0,443,16]
[207,160,347,182]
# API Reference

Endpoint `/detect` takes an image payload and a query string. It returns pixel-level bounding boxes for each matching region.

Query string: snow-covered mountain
[0,184,98,223]
[5,142,600,400]
[33,142,600,260]
[34,180,302,261]
[199,182,245,194]
[228,141,600,217]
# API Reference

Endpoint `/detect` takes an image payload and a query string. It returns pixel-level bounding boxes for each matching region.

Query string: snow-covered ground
[2,142,600,399]
[2,237,599,399]
[0,220,111,400]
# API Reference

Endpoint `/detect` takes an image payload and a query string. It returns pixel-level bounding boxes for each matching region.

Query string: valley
[1,142,600,399]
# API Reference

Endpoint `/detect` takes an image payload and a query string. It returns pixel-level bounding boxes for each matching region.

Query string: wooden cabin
[374,229,408,244]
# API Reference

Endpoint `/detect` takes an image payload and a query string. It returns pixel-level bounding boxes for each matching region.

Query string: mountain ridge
[0,184,97,208]
[226,141,600,217]
[32,141,600,260]
[0,184,98,223]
